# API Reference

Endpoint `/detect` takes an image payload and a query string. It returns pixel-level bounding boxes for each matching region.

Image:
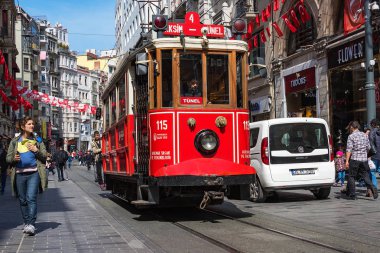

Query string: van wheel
[312,187,331,199]
[250,179,267,203]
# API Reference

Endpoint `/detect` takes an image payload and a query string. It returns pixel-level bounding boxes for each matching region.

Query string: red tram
[101,13,256,207]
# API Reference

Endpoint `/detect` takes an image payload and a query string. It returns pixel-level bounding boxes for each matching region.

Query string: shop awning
[12,61,20,73]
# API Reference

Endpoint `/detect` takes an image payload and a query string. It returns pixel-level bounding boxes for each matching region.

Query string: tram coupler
[199,191,224,209]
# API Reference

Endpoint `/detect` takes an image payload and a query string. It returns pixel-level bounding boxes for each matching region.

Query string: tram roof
[103,37,247,99]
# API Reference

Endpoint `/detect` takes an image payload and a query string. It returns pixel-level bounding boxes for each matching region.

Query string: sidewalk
[0,167,154,253]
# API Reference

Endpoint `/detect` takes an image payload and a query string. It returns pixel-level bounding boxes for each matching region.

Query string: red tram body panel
[100,13,256,207]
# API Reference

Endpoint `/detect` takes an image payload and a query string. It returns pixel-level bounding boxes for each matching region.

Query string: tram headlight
[195,130,219,155]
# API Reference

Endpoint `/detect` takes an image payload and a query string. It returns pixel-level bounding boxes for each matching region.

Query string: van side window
[250,128,259,148]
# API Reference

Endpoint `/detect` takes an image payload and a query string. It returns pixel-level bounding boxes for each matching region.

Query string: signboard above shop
[284,67,316,94]
[327,35,379,69]
[163,12,225,38]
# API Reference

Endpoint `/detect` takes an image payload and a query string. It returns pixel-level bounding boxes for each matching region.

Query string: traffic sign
[163,12,224,38]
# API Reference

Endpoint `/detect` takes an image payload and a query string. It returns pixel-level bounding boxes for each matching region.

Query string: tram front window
[207,54,229,104]
[180,53,202,97]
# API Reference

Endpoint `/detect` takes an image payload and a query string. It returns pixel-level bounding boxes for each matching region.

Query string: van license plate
[291,169,315,175]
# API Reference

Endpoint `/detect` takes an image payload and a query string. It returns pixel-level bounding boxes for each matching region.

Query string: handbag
[368,145,377,157]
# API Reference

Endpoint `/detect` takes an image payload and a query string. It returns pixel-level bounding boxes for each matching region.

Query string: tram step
[131,200,157,206]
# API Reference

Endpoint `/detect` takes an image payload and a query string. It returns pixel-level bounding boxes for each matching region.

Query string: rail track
[74,165,354,253]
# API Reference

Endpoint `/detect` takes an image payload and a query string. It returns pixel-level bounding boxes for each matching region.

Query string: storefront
[327,34,380,140]
[283,64,318,118]
[249,95,271,121]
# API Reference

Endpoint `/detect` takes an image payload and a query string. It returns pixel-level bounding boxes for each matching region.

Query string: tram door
[134,75,149,175]
[134,56,150,175]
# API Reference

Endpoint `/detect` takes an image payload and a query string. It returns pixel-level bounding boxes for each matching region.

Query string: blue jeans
[15,171,40,226]
[373,159,380,174]
[336,171,345,185]
[369,169,378,189]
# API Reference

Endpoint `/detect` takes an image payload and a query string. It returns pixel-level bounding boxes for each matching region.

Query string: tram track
[201,208,353,253]
[72,166,355,253]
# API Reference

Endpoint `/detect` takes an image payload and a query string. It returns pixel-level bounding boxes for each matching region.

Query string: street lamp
[364,0,379,126]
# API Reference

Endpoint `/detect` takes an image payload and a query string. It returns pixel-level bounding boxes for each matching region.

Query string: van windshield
[270,123,328,152]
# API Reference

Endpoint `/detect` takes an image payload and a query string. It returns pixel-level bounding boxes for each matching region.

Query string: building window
[2,10,8,36]
[24,58,29,71]
[287,5,316,55]
[249,30,265,78]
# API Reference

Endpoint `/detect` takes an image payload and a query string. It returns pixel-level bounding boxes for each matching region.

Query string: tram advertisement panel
[149,112,175,171]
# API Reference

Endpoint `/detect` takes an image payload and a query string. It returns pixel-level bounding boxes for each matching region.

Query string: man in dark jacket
[53,146,68,181]
[0,143,8,194]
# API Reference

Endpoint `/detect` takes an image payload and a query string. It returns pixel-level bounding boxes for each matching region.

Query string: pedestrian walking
[345,121,378,200]
[91,131,105,190]
[333,151,346,187]
[45,153,55,176]
[5,116,47,236]
[53,146,68,181]
[0,143,8,194]
[369,118,380,186]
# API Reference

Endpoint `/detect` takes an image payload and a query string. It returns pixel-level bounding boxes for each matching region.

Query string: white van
[249,118,335,202]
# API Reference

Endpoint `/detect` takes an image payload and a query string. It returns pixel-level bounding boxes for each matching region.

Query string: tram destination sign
[164,12,224,38]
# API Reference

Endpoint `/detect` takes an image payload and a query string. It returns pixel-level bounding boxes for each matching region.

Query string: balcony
[40,35,47,43]
[236,0,258,20]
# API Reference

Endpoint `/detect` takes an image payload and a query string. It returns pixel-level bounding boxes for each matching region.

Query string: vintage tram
[101,13,255,207]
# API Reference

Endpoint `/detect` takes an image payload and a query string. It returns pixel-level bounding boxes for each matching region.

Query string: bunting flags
[242,0,311,47]
[0,49,98,115]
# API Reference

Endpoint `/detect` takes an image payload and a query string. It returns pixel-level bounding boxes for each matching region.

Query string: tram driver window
[162,51,173,107]
[180,53,202,97]
[207,55,229,104]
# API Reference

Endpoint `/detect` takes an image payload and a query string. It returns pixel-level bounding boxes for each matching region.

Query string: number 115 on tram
[100,13,256,208]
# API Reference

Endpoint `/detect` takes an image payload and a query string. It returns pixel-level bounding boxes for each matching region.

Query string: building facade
[0,0,18,140]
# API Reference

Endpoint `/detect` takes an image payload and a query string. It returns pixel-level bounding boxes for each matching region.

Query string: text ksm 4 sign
[164,12,224,38]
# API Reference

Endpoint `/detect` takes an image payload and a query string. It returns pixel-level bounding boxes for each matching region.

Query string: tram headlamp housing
[194,129,219,155]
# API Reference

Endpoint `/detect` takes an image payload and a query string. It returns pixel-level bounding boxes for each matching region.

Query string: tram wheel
[250,177,267,203]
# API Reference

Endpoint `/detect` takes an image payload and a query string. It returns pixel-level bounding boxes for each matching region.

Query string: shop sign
[327,36,379,69]
[249,96,271,115]
[284,67,316,94]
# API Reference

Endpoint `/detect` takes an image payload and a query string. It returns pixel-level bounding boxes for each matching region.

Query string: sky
[19,0,116,54]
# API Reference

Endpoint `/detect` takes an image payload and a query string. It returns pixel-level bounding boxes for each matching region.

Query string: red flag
[253,35,258,47]
[247,39,253,51]
[247,20,254,39]
[289,8,301,28]
[0,90,8,103]
[261,10,267,22]
[260,30,267,43]
[8,99,19,110]
[266,4,271,19]
[256,14,261,26]
[296,1,311,23]
[0,51,5,65]
[274,0,279,11]
[282,13,297,33]
[282,0,285,3]
[266,27,271,37]
[91,106,97,115]
[19,87,28,94]
[4,64,10,81]
[272,22,284,37]
[11,80,19,96]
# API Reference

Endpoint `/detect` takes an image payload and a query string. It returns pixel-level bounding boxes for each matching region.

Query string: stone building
[0,0,18,140]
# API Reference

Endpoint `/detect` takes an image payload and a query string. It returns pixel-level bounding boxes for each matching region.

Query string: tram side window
[118,80,126,117]
[105,99,110,127]
[111,89,117,124]
[207,54,229,104]
[180,53,202,97]
[162,50,172,107]
[236,53,243,108]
